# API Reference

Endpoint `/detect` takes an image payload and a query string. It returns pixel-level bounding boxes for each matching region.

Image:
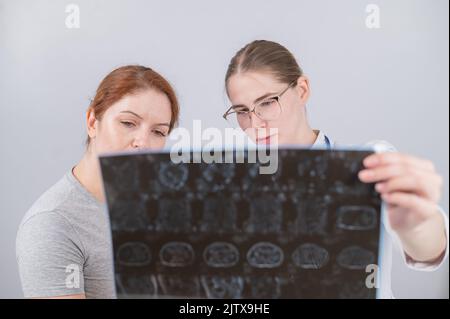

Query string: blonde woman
[222,40,448,298]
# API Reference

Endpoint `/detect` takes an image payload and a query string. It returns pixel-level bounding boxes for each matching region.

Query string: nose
[132,140,150,150]
[249,111,266,129]
[131,133,153,150]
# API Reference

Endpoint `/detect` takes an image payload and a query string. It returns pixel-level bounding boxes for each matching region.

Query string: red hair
[86,65,179,145]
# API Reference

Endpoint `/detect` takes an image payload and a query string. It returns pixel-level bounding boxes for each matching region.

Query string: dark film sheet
[99,148,382,299]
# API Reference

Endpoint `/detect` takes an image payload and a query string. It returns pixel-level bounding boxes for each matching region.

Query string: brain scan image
[291,243,330,270]
[117,241,152,267]
[247,242,284,269]
[203,242,240,268]
[159,242,195,267]
[196,163,235,193]
[158,162,189,191]
[100,149,381,299]
[200,195,237,233]
[201,275,244,299]
[245,195,283,234]
[156,198,192,233]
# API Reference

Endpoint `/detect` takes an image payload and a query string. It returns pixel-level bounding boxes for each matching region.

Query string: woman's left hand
[359,152,447,262]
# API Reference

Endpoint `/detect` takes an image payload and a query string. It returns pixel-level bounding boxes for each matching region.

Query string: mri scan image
[100,148,381,298]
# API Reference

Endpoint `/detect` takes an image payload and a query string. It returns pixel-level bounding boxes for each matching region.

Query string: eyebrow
[120,110,144,119]
[231,92,277,109]
[120,110,170,127]
[155,123,171,128]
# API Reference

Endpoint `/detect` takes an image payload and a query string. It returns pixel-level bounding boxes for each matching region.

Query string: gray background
[0,0,448,298]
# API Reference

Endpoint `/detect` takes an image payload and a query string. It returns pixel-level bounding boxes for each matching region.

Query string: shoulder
[21,173,75,226]
[328,135,398,153]
[363,140,398,153]
[16,209,84,256]
[17,173,86,257]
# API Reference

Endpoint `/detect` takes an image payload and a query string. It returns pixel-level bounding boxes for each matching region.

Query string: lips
[256,135,273,145]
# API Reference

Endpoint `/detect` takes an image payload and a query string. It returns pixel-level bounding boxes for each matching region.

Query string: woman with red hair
[16,65,180,299]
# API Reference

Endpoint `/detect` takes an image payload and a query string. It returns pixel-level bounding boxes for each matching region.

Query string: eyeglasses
[223,80,297,129]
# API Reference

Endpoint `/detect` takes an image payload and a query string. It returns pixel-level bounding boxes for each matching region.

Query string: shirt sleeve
[16,211,86,298]
[367,139,449,271]
[400,207,449,271]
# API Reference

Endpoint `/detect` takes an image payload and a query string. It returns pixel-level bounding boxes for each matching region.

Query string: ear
[86,107,98,141]
[296,75,310,104]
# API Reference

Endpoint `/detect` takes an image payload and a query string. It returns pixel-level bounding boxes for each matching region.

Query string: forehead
[107,89,172,122]
[227,71,285,105]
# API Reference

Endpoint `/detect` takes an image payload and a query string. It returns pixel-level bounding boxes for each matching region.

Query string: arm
[359,152,448,263]
[16,211,87,298]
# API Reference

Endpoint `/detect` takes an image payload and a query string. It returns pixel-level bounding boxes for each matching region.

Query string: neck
[72,147,105,202]
[287,117,318,145]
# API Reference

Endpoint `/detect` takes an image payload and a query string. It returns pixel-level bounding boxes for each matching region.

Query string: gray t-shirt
[16,170,116,298]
